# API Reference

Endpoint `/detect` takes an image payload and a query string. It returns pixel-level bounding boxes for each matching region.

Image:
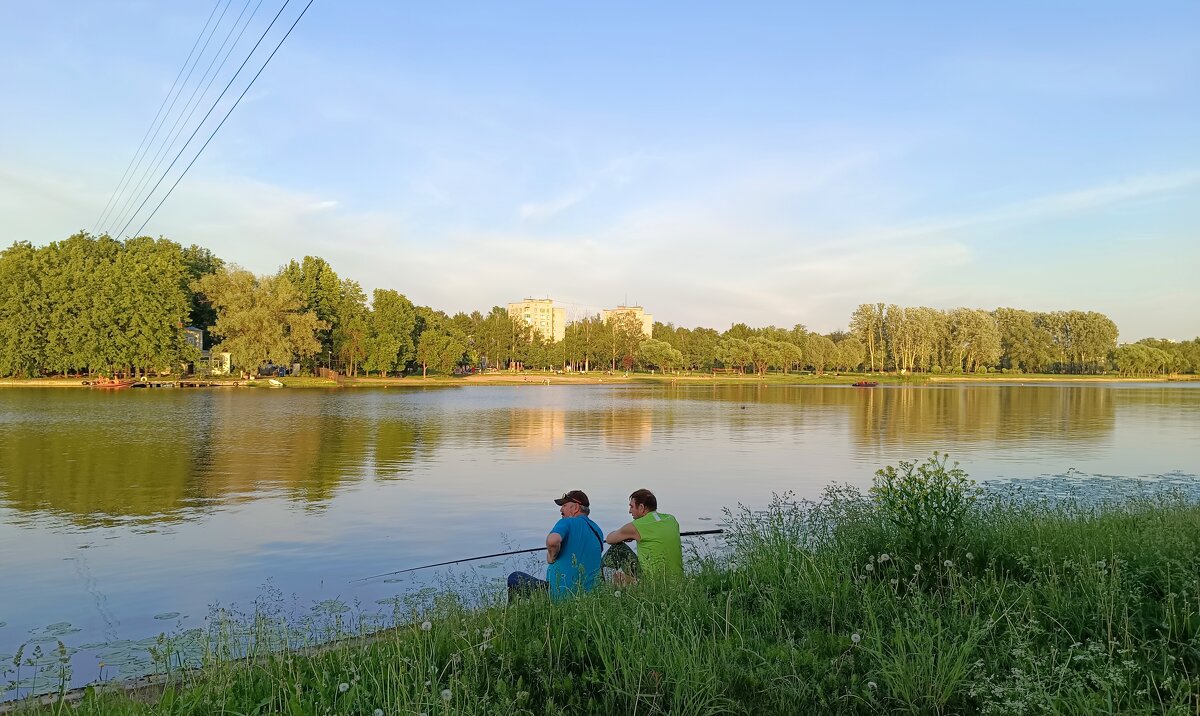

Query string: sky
[1,1,1198,339]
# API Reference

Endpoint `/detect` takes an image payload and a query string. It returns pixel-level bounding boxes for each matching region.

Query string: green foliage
[869,453,979,565]
[193,268,327,371]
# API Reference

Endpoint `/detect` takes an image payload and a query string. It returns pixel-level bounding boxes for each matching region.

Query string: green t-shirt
[633,512,684,579]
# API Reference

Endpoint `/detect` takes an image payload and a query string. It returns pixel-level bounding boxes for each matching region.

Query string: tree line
[0,234,1196,378]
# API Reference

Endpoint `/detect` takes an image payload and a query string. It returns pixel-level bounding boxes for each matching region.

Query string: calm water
[2,383,1198,692]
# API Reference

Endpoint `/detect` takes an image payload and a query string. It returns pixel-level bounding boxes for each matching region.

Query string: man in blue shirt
[507,489,604,602]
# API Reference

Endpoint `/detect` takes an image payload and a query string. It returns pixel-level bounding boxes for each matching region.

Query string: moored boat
[851,380,878,387]
[85,379,136,389]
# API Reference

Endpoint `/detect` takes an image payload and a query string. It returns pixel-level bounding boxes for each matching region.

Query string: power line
[113,0,303,239]
[91,0,225,235]
[130,0,316,239]
[105,0,262,238]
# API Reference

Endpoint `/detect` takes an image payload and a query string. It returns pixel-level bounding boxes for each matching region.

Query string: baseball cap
[554,490,590,507]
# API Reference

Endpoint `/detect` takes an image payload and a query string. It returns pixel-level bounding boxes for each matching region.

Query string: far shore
[1,371,1195,390]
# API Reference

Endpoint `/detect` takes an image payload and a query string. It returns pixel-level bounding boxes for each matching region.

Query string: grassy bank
[9,456,1200,714]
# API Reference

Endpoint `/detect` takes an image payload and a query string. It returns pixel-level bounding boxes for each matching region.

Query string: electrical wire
[112,0,304,239]
[91,0,225,235]
[129,0,316,239]
[105,0,262,237]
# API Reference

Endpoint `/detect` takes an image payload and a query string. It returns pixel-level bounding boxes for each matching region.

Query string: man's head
[628,488,657,519]
[554,489,590,518]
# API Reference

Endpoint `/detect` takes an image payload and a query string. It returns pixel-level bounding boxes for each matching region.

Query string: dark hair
[629,488,657,512]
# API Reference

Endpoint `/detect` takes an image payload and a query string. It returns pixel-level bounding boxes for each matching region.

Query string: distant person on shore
[604,489,684,585]
[507,490,604,602]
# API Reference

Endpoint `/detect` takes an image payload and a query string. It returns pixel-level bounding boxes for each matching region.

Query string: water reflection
[0,385,1194,527]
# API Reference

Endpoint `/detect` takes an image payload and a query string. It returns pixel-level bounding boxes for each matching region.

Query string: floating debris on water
[153,612,181,621]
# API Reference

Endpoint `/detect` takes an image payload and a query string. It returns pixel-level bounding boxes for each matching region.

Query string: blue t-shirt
[546,515,603,600]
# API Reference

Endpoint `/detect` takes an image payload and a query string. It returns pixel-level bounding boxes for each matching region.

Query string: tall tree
[193,267,326,372]
[363,289,416,376]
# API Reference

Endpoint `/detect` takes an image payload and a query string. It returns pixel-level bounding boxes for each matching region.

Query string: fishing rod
[351,528,725,583]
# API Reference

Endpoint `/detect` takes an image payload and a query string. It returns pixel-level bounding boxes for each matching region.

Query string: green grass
[9,470,1200,714]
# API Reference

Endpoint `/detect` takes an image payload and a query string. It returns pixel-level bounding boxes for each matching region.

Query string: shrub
[869,453,978,564]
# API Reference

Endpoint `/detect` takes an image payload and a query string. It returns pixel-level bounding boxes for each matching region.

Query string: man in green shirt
[604,488,684,583]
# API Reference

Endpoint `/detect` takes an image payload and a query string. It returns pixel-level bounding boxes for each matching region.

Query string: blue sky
[2,1,1197,339]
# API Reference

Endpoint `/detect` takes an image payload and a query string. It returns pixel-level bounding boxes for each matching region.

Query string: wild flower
[851,633,862,644]
[424,680,431,686]
[943,560,953,568]
[913,563,922,572]
[441,688,452,701]
[865,563,874,572]
[867,681,877,690]
[338,682,349,693]
[965,552,973,560]
[878,553,891,563]
[374,710,384,716]
[482,627,493,638]
[420,621,432,631]
[614,590,622,597]
[890,579,898,586]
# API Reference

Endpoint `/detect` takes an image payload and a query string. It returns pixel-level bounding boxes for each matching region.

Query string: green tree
[363,289,416,376]
[333,279,369,377]
[194,267,326,372]
[637,338,684,373]
[835,337,865,371]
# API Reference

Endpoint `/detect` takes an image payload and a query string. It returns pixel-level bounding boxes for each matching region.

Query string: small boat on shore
[85,379,136,389]
[852,380,878,387]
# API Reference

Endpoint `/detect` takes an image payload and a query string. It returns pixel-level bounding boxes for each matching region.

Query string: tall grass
[10,456,1200,714]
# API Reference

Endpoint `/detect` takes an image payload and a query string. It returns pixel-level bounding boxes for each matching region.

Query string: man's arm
[546,532,563,563]
[605,522,641,545]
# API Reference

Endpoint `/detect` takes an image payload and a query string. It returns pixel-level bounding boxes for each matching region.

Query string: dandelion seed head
[441,688,452,701]
[424,680,431,686]
[878,554,890,563]
[865,563,874,572]
[867,681,877,690]
[965,552,973,560]
[614,590,622,597]
[851,633,862,644]
[913,563,922,572]
[338,682,349,693]
[374,710,384,716]
[943,560,953,568]
[420,621,432,631]
[890,579,898,586]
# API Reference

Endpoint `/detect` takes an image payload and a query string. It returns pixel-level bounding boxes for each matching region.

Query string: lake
[2,383,1198,695]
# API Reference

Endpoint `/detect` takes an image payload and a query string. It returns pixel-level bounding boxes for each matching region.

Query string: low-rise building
[601,305,653,338]
[507,298,567,343]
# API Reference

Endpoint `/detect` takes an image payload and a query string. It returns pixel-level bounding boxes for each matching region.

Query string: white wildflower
[943,560,953,568]
[420,621,432,631]
[865,563,874,573]
[851,633,862,644]
[965,552,973,560]
[614,590,622,598]
[338,682,349,693]
[374,710,384,716]
[424,680,431,687]
[913,564,922,572]
[889,579,898,586]
[867,681,877,690]
[878,554,890,563]
[441,688,452,701]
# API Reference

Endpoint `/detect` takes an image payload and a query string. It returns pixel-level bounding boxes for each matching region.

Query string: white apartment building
[507,298,567,343]
[601,305,653,338]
